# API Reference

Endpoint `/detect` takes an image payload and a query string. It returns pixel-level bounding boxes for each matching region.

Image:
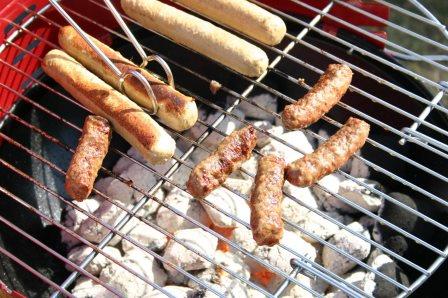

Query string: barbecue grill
[0,0,447,297]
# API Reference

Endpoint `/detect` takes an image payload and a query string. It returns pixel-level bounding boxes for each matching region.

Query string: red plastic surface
[0,0,120,122]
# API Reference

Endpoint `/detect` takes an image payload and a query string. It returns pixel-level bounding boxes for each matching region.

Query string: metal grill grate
[0,0,447,297]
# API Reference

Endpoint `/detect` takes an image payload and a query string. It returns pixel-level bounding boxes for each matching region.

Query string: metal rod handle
[103,0,175,88]
[49,0,159,115]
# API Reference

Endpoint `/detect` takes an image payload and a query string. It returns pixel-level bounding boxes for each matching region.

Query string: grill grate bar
[1,54,444,272]
[1,23,446,264]
[0,150,220,297]
[284,33,448,117]
[2,29,447,252]
[69,2,448,152]
[399,90,446,146]
[0,84,416,295]
[402,244,448,298]
[73,1,448,164]
[372,0,448,30]
[0,237,75,298]
[142,0,448,129]
[0,50,386,298]
[0,139,325,297]
[0,0,446,296]
[408,0,448,40]
[0,11,332,298]
[289,0,448,73]
[0,152,229,297]
[270,66,448,160]
[253,0,444,90]
[0,103,269,297]
[186,100,445,257]
[0,215,126,298]
[26,8,448,215]
[403,129,448,153]
[50,1,334,295]
[333,0,448,52]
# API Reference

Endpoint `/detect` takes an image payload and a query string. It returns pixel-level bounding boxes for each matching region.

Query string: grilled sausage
[282,64,353,129]
[120,0,269,77]
[286,117,370,187]
[187,126,257,199]
[42,49,175,164]
[65,116,111,201]
[58,26,198,132]
[173,0,286,45]
[250,155,285,246]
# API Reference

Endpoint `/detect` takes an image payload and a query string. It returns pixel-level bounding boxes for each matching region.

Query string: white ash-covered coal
[61,98,409,297]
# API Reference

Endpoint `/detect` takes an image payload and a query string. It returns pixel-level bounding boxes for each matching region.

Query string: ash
[62,92,411,297]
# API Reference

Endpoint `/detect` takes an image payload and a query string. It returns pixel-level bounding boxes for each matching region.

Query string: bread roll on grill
[173,0,286,45]
[65,115,111,201]
[58,26,198,132]
[42,49,175,164]
[120,0,269,77]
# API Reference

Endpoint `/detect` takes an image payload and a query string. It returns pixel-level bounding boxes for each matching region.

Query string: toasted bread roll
[42,49,175,164]
[286,117,370,187]
[58,26,197,132]
[65,116,111,201]
[187,126,257,199]
[251,155,285,246]
[121,0,268,77]
[282,64,353,129]
[173,0,286,45]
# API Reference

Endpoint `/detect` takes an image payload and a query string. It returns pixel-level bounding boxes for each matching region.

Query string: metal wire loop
[141,54,175,88]
[102,0,175,89]
[119,69,158,115]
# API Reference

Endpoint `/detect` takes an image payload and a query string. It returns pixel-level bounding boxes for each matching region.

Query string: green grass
[386,0,448,103]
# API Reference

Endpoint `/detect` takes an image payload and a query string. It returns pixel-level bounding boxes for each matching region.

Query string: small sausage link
[250,155,286,246]
[282,64,353,129]
[187,126,257,199]
[286,117,370,187]
[65,116,112,201]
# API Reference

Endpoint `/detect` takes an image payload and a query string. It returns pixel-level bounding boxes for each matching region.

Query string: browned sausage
[250,155,285,246]
[65,115,112,201]
[58,26,198,132]
[187,126,257,199]
[282,64,353,129]
[286,117,370,187]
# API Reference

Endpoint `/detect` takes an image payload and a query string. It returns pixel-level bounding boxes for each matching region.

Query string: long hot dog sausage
[121,0,269,77]
[173,0,286,45]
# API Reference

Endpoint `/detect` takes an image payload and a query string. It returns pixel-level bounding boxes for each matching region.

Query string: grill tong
[49,0,175,115]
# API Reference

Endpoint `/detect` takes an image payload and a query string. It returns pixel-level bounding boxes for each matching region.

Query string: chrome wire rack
[0,0,447,297]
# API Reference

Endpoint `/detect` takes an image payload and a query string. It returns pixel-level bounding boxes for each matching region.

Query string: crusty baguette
[65,115,111,201]
[42,49,175,164]
[173,0,286,45]
[120,0,269,77]
[58,26,198,132]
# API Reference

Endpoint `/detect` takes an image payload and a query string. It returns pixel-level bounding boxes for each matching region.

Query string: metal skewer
[103,0,174,88]
[49,0,166,115]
